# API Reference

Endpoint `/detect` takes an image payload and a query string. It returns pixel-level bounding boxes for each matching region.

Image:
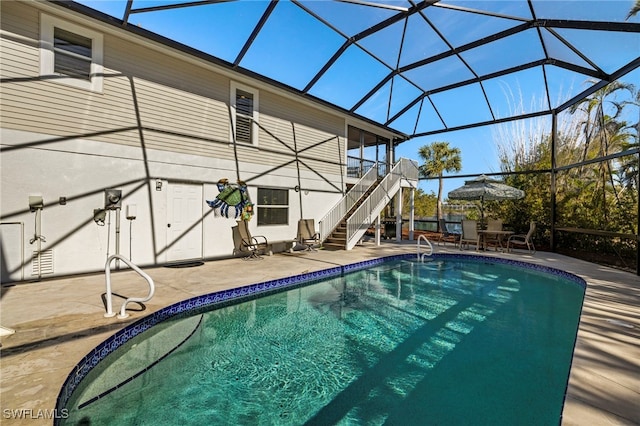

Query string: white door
[167,183,203,262]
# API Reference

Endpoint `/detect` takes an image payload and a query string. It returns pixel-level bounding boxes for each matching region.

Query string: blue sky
[77,0,639,196]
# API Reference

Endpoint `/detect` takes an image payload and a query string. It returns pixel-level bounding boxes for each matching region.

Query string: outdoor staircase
[319,158,419,251]
[323,179,382,250]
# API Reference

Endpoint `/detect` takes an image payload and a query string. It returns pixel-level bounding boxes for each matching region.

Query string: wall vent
[32,250,54,275]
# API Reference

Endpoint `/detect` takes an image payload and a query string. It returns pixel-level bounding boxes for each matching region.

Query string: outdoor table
[477,230,514,251]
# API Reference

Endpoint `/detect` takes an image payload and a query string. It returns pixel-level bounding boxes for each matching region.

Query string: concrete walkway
[1,241,638,425]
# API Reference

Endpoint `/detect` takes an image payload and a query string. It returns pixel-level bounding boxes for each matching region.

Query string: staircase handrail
[345,158,419,249]
[319,162,379,241]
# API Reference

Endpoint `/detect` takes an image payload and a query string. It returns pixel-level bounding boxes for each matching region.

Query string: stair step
[325,237,346,245]
[322,242,345,250]
[321,170,399,250]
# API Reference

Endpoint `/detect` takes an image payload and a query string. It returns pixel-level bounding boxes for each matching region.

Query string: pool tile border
[55,253,586,420]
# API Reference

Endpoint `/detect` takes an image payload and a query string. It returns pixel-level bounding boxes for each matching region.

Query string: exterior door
[167,183,203,262]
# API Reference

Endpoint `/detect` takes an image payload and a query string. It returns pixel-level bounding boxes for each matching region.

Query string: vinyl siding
[1,3,140,146]
[259,91,344,176]
[1,1,345,175]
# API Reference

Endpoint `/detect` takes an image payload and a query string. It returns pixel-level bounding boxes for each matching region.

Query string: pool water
[62,257,585,425]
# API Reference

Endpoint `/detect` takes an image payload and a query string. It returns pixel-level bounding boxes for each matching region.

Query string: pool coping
[55,252,588,421]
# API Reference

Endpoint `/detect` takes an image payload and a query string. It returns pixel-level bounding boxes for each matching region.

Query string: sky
[75,0,640,197]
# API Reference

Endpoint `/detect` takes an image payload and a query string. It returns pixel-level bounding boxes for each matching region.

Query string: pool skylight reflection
[60,256,586,425]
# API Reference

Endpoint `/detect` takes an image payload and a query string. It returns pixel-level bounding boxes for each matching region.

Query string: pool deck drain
[1,241,638,425]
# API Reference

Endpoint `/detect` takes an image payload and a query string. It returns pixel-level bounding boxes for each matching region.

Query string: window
[230,82,259,146]
[53,27,92,80]
[40,14,103,92]
[235,89,253,144]
[256,188,288,226]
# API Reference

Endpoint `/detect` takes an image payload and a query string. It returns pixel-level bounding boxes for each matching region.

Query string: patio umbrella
[447,175,524,224]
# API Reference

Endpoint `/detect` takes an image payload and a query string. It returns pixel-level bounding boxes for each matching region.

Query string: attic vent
[32,250,54,275]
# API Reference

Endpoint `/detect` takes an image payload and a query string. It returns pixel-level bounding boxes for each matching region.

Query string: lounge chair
[459,219,479,250]
[297,219,320,251]
[233,220,270,260]
[507,221,536,254]
[437,218,460,246]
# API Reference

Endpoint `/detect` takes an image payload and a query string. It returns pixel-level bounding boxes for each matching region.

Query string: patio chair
[233,220,270,260]
[437,218,460,246]
[459,219,479,250]
[507,221,536,254]
[297,219,320,251]
[483,219,503,250]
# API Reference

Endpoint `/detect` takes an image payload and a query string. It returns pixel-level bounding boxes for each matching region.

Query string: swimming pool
[57,254,586,425]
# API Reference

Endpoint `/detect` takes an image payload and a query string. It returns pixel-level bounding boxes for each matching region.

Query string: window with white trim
[230,82,259,146]
[256,188,288,226]
[40,14,103,92]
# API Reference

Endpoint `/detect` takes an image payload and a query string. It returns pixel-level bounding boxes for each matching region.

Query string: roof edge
[46,0,409,140]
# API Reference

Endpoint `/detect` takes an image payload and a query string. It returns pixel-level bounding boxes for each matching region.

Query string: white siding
[0,1,360,281]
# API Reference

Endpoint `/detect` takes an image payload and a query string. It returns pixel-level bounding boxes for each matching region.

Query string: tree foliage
[402,187,437,218]
[492,79,638,263]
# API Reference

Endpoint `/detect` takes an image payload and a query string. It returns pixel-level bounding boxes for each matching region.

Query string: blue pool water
[58,255,585,425]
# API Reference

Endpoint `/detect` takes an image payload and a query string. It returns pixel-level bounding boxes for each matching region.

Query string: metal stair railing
[104,254,155,319]
[417,234,434,261]
[319,162,379,241]
[345,158,419,250]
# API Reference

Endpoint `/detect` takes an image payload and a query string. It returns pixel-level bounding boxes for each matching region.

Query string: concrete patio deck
[1,241,638,425]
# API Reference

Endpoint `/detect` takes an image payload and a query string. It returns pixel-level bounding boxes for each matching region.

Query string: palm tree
[417,141,462,230]
[569,80,636,222]
[617,88,640,191]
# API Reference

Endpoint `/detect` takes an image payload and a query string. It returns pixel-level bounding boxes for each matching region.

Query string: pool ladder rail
[417,234,434,261]
[104,254,155,319]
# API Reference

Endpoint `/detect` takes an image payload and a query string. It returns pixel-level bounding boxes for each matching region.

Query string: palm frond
[627,0,640,19]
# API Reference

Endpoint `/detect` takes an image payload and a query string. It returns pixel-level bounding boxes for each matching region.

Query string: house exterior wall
[1,0,393,282]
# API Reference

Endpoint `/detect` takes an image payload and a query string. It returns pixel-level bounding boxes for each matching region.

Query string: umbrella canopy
[448,175,524,223]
